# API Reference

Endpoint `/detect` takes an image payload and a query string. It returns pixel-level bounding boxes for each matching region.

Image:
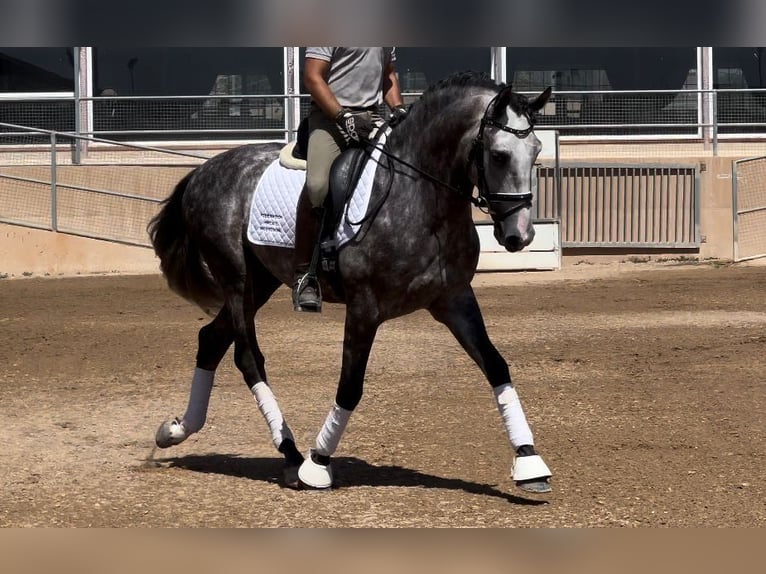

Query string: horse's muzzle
[504,235,527,252]
[495,222,535,253]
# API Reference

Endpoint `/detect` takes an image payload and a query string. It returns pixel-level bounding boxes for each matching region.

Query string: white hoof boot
[297,450,333,490]
[513,455,552,493]
[155,418,189,448]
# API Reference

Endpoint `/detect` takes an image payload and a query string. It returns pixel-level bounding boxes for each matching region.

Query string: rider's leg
[292,109,345,312]
[292,193,323,311]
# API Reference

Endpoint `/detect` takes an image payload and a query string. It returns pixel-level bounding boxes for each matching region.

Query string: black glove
[389,105,408,127]
[335,108,375,143]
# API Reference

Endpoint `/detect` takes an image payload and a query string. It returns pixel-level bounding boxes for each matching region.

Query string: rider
[292,47,408,313]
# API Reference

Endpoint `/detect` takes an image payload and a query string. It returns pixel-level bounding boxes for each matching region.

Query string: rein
[362,137,483,207]
[362,91,536,215]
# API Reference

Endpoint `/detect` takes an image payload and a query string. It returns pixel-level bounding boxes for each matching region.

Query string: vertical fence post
[712,90,718,156]
[732,159,740,261]
[72,47,82,165]
[699,47,712,152]
[50,132,58,232]
[553,130,561,220]
[285,47,296,142]
[491,47,506,83]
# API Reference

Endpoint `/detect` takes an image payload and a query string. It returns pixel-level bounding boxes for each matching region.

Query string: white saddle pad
[246,132,387,249]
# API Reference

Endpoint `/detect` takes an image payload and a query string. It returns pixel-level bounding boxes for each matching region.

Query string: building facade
[2,47,766,142]
[2,47,766,264]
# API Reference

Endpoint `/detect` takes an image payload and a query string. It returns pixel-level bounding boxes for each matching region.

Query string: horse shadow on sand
[145,452,548,506]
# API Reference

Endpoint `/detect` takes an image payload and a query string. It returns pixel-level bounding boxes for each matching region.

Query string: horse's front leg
[298,306,379,489]
[430,286,552,494]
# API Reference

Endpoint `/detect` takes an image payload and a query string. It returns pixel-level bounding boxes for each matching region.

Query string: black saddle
[291,117,381,289]
[318,145,369,271]
[291,117,369,223]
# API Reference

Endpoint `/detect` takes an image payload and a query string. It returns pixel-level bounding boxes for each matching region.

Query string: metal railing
[537,164,700,248]
[2,89,766,156]
[0,123,208,246]
[1,121,704,251]
[732,155,766,261]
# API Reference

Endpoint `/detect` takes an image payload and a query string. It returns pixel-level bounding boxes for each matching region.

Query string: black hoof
[516,478,552,494]
[278,439,305,489]
[297,479,333,492]
[283,465,301,489]
[278,438,305,467]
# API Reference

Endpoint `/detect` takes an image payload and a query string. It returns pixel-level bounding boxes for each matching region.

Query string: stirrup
[292,272,322,313]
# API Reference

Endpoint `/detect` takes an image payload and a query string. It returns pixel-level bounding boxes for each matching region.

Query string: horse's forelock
[508,92,530,116]
[488,86,532,120]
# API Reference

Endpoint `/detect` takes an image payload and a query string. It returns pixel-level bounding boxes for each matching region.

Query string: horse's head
[471,85,552,252]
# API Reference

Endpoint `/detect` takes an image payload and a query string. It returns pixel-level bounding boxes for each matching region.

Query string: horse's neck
[389,102,481,192]
[381,122,477,232]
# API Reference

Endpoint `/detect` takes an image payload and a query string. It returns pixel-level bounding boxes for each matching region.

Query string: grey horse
[149,71,554,494]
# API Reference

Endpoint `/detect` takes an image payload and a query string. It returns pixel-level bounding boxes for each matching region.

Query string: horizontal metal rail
[2,89,766,148]
[0,124,203,246]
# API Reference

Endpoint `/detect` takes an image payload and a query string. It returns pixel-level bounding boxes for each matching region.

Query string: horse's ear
[488,84,514,119]
[529,86,553,114]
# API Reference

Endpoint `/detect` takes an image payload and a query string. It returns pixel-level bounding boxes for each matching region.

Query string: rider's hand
[335,108,375,143]
[389,105,408,127]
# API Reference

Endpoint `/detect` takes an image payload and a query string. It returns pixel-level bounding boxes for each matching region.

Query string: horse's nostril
[505,236,524,252]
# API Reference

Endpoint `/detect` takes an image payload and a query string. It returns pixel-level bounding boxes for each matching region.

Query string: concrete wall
[557,141,763,261]
[2,140,764,276]
[1,222,159,278]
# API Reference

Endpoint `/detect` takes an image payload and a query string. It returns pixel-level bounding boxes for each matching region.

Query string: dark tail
[147,170,223,313]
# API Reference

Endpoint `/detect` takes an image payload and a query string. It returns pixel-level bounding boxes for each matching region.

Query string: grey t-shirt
[305,47,396,109]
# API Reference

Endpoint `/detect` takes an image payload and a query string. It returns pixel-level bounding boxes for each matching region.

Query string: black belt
[311,102,377,113]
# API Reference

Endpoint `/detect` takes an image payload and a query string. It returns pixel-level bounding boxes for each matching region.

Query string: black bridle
[466,95,536,218]
[361,90,536,218]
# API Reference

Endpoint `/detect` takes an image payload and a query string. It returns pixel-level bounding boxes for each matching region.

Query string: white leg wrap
[181,367,215,434]
[315,403,352,457]
[252,382,295,450]
[494,383,534,450]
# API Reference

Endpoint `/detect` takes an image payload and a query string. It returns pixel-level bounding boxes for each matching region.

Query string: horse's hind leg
[429,286,552,494]
[239,259,304,472]
[156,253,303,480]
[156,305,235,448]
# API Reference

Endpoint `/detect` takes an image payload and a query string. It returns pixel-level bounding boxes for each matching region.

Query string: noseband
[467,94,536,218]
[362,90,536,219]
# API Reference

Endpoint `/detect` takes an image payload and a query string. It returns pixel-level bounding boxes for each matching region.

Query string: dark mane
[406,70,529,120]
[424,70,502,95]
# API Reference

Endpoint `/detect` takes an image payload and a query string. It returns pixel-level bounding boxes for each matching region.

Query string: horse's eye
[490,151,509,165]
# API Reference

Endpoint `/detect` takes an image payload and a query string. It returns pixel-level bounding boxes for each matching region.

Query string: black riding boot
[292,205,324,312]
